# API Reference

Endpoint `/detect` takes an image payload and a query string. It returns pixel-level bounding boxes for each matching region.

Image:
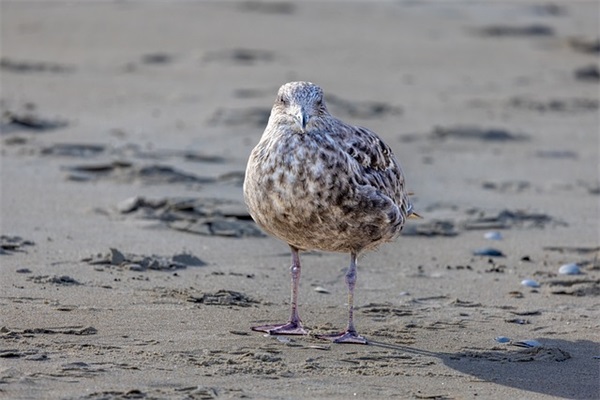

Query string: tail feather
[405,202,423,219]
[408,211,423,219]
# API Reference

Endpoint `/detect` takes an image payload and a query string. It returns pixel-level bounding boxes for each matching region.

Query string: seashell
[307,345,331,350]
[117,196,142,213]
[558,263,581,275]
[313,286,331,294]
[521,279,540,288]
[484,231,503,240]
[495,336,511,343]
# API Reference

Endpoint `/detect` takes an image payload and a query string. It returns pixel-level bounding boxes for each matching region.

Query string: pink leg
[317,252,368,344]
[252,246,308,335]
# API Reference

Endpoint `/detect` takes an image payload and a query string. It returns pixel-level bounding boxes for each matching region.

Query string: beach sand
[1,1,598,399]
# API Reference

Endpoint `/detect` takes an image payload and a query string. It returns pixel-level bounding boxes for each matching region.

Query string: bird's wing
[342,125,397,172]
[336,123,415,218]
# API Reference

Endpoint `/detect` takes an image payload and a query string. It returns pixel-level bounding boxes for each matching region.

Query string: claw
[317,331,368,345]
[252,322,308,336]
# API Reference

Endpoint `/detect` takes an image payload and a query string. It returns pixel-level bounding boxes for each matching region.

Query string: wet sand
[1,1,599,399]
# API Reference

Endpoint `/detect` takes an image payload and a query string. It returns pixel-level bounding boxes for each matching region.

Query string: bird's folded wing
[342,125,397,172]
[335,123,420,219]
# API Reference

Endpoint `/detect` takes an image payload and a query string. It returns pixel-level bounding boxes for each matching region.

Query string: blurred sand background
[1,1,599,399]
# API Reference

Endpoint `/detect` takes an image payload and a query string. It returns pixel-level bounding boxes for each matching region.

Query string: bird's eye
[279,96,288,106]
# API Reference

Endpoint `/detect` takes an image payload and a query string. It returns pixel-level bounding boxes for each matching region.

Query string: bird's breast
[244,130,404,252]
[259,135,335,205]
[245,133,349,228]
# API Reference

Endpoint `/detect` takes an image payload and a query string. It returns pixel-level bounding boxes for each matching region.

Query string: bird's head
[273,81,328,133]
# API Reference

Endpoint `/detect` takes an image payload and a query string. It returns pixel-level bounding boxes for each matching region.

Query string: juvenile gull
[243,81,417,344]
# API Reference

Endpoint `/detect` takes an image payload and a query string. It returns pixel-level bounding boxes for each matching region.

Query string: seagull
[243,81,418,344]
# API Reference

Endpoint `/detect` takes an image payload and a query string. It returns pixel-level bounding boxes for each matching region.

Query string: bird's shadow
[368,338,599,400]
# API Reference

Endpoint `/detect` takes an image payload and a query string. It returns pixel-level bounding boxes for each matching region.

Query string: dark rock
[477,24,554,37]
[574,65,600,82]
[473,248,505,257]
[431,126,528,141]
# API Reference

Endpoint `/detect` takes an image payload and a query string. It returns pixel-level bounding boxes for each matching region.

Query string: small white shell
[117,196,142,213]
[521,279,540,288]
[484,231,503,240]
[558,263,581,275]
[313,286,330,294]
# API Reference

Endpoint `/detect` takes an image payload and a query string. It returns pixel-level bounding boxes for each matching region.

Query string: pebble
[473,248,505,257]
[110,247,126,265]
[558,263,581,275]
[521,279,540,288]
[484,231,503,240]
[127,264,144,271]
[574,65,600,81]
[507,318,529,325]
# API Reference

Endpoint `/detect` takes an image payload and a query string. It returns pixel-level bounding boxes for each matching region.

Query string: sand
[1,1,599,399]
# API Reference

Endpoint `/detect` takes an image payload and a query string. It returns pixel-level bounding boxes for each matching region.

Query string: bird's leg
[251,246,308,335]
[317,252,368,344]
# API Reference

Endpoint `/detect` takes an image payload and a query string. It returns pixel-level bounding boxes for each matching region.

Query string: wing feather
[333,122,416,220]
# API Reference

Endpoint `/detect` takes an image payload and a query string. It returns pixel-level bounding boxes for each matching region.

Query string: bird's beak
[293,107,309,132]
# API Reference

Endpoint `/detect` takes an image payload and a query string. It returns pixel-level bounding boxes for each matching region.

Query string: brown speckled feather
[244,81,415,254]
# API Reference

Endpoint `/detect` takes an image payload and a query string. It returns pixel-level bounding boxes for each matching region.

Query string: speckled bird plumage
[244,81,414,253]
[243,81,416,344]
